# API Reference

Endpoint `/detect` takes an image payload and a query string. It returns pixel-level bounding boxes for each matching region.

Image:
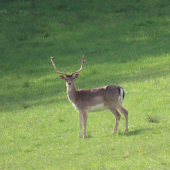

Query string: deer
[51,55,128,138]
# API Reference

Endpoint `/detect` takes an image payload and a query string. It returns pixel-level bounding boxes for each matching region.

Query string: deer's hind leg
[117,106,128,132]
[109,107,121,134]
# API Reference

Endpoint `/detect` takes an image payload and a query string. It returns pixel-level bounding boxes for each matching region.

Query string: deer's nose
[68,82,71,85]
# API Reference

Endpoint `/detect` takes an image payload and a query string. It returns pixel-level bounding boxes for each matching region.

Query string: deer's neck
[67,83,77,103]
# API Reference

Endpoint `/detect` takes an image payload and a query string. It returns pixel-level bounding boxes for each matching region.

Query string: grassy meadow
[0,0,170,169]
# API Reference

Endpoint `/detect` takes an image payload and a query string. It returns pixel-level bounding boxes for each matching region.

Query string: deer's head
[51,55,85,87]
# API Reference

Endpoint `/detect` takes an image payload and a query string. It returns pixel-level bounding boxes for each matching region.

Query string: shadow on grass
[83,128,153,139]
[0,81,68,112]
[119,128,152,136]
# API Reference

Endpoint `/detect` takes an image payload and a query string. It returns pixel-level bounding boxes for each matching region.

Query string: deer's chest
[72,103,81,112]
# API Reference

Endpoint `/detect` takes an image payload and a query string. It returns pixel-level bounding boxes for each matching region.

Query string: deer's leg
[79,112,83,138]
[110,108,121,134]
[82,111,88,138]
[117,106,128,131]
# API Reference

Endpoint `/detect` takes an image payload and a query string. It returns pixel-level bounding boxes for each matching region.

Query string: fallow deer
[51,55,128,138]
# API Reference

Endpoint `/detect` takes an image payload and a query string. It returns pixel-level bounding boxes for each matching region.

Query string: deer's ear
[60,75,66,80]
[73,74,79,79]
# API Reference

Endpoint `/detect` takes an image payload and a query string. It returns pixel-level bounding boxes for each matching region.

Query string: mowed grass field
[0,0,170,169]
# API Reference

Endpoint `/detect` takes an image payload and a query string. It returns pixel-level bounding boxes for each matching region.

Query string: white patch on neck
[67,86,72,92]
[67,85,74,103]
[88,103,107,113]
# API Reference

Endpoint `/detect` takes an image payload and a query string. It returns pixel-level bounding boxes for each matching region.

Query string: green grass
[0,0,170,169]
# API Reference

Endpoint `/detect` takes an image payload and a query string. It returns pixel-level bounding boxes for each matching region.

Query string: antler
[72,55,86,75]
[50,56,67,75]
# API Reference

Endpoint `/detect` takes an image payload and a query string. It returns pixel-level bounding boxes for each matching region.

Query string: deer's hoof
[112,131,117,134]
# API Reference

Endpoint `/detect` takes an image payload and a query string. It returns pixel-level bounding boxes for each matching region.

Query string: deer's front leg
[79,112,83,138]
[82,111,88,138]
